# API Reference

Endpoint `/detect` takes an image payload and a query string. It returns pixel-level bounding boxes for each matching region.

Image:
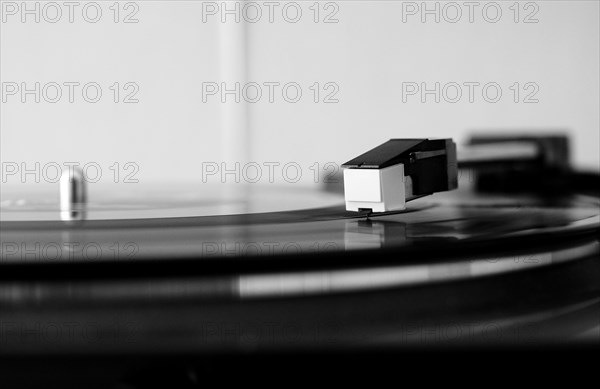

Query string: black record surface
[0,185,599,353]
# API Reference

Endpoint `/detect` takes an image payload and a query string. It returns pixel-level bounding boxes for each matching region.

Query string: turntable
[0,134,598,385]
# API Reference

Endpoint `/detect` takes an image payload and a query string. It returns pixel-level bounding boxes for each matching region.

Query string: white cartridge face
[343,164,406,212]
[343,169,383,202]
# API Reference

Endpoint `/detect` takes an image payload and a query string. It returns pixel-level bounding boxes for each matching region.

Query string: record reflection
[0,241,596,304]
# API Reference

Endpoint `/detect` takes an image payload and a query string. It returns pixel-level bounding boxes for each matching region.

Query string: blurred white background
[1,0,598,191]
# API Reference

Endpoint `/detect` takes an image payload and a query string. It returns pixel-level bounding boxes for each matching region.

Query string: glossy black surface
[0,185,598,357]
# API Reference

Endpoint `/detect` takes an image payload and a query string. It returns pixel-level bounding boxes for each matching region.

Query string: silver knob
[60,166,87,221]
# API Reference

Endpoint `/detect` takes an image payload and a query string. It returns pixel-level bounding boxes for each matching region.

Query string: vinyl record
[1,180,599,353]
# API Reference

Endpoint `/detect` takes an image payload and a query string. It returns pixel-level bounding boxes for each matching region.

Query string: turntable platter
[1,181,598,353]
